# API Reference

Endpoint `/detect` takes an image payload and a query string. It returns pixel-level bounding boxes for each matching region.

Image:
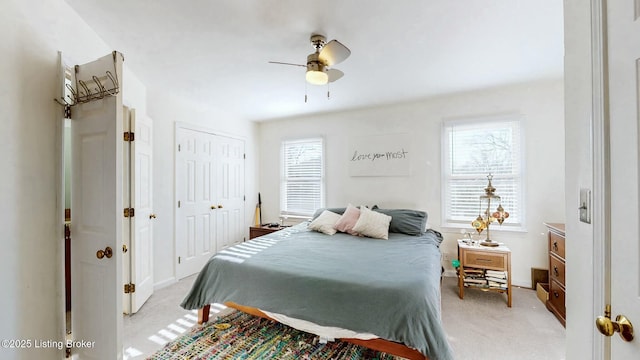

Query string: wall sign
[348,133,411,176]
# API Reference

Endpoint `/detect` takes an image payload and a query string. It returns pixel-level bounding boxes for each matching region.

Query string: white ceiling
[65,0,564,122]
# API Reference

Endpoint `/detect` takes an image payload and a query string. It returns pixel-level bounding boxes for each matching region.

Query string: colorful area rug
[148,310,404,359]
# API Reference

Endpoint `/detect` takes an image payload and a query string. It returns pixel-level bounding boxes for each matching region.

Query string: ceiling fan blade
[319,40,351,66]
[268,61,306,67]
[327,68,344,83]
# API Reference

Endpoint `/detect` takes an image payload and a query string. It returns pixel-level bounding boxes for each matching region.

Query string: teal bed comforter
[181,222,453,360]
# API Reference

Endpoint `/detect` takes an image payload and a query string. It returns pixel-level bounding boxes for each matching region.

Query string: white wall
[0,0,147,358]
[259,79,565,287]
[147,89,258,287]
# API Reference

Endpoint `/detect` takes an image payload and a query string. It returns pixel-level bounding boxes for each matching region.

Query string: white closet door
[215,136,246,249]
[70,52,124,360]
[176,128,217,279]
[129,109,154,313]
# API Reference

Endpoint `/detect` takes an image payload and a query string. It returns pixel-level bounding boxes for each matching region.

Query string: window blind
[442,117,524,230]
[281,138,324,217]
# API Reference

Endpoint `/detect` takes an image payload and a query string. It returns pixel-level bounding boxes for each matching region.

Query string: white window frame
[280,137,325,219]
[441,114,526,232]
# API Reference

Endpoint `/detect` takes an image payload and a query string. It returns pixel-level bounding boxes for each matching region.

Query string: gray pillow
[371,206,428,236]
[311,207,347,220]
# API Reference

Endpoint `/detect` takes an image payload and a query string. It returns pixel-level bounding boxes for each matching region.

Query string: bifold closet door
[215,136,245,250]
[176,128,217,279]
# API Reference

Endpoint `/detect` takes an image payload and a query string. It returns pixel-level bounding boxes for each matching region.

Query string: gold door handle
[149,213,157,219]
[211,205,217,209]
[596,304,634,342]
[96,246,113,259]
[122,244,128,253]
[217,205,223,209]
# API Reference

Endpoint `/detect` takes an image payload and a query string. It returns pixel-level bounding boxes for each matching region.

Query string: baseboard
[154,277,177,291]
[443,270,457,278]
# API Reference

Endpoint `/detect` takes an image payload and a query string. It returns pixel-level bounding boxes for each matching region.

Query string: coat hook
[105,71,119,96]
[78,79,92,102]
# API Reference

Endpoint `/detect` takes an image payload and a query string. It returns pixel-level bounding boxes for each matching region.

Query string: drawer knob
[553,266,559,276]
[552,241,558,251]
[554,291,560,298]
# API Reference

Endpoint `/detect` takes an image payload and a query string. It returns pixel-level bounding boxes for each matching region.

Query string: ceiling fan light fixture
[306,69,328,85]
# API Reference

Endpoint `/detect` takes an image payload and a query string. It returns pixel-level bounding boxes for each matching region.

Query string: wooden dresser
[544,222,566,327]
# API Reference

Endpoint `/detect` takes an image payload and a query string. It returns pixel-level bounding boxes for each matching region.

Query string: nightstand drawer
[463,251,507,270]
[549,255,566,285]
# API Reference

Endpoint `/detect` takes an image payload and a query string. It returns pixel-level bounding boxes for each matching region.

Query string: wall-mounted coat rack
[54,51,121,107]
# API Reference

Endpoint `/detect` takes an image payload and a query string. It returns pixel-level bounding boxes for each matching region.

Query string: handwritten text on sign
[348,133,411,176]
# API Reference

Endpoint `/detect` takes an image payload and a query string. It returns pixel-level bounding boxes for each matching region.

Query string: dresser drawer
[548,279,566,319]
[549,231,565,259]
[463,250,507,270]
[549,255,566,285]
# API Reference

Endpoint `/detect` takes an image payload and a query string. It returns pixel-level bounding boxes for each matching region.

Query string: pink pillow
[333,204,361,235]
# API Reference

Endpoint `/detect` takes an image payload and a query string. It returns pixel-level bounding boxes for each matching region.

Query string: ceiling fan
[269,34,351,86]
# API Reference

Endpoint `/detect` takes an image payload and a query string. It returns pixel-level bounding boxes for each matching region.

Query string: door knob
[96,246,113,259]
[122,244,128,253]
[149,213,157,219]
[217,205,223,209]
[211,205,217,209]
[596,304,634,342]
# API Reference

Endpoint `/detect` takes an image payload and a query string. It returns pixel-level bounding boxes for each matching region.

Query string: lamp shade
[306,69,328,85]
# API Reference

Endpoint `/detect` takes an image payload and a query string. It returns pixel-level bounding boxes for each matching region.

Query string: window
[442,116,524,230]
[281,137,325,218]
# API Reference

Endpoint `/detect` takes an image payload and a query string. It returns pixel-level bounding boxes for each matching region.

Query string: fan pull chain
[327,82,330,100]
[304,81,308,103]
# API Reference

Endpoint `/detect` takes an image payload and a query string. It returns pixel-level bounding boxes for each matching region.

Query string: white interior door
[123,108,154,314]
[216,136,245,249]
[607,0,640,357]
[176,127,216,279]
[70,52,124,360]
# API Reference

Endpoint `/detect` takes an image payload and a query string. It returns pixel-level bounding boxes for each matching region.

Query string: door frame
[55,51,72,357]
[173,121,247,279]
[589,0,608,358]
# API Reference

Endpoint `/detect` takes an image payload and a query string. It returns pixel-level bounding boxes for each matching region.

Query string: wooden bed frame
[198,302,429,360]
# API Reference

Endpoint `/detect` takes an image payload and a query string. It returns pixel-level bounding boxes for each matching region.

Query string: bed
[180,207,454,360]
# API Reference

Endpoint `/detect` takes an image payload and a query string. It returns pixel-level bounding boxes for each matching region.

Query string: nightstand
[457,239,512,307]
[249,225,286,239]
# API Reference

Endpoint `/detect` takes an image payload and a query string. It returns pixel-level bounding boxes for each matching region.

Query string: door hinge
[65,345,71,358]
[178,144,181,152]
[124,131,135,141]
[178,256,181,264]
[243,153,246,159]
[64,104,72,119]
[124,208,135,217]
[124,283,136,294]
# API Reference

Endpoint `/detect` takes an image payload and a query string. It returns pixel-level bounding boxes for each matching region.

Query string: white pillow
[352,206,392,239]
[308,210,342,235]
